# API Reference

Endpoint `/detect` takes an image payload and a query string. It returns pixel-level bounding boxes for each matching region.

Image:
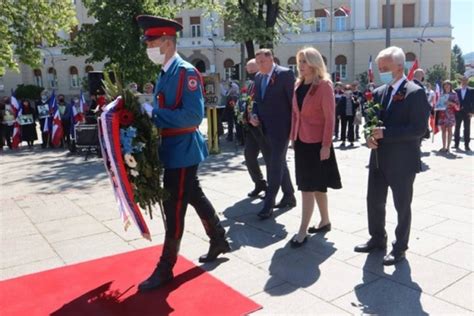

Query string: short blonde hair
[296,47,331,82]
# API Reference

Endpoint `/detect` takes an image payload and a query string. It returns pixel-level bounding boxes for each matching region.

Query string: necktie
[383,85,394,109]
[261,74,269,99]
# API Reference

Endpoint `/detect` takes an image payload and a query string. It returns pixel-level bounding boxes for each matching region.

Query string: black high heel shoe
[308,223,331,234]
[290,236,308,248]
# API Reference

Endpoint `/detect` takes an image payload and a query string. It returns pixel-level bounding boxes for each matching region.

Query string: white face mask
[146,47,166,65]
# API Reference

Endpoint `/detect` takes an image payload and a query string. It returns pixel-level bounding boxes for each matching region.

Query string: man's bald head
[414,68,425,81]
[246,59,258,74]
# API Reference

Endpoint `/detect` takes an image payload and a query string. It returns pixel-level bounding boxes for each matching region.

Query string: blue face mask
[379,71,393,85]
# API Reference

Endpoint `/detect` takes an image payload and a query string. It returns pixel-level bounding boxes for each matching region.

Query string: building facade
[0,0,452,98]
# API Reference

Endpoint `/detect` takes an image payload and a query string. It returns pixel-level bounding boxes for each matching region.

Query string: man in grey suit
[250,49,296,219]
[354,46,430,265]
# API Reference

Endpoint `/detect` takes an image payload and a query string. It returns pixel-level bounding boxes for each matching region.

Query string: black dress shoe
[138,266,173,292]
[247,182,267,197]
[290,236,308,248]
[308,223,331,234]
[383,250,406,266]
[274,196,297,209]
[354,237,387,253]
[257,208,273,219]
[199,238,231,263]
[465,145,471,152]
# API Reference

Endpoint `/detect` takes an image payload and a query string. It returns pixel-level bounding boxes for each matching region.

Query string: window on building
[382,4,395,28]
[288,57,298,76]
[69,25,79,41]
[70,66,80,88]
[224,59,234,80]
[335,55,347,80]
[403,4,415,28]
[190,17,201,38]
[85,65,94,73]
[175,18,183,37]
[48,67,57,88]
[33,69,43,87]
[334,9,348,31]
[315,9,328,32]
[405,52,416,70]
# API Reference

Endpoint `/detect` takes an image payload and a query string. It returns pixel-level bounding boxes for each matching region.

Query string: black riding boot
[199,215,231,263]
[138,237,181,291]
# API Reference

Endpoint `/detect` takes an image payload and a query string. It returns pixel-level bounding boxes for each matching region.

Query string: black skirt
[21,123,38,142]
[294,139,342,192]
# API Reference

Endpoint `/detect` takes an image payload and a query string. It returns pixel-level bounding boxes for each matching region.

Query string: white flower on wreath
[124,153,137,168]
[130,169,139,177]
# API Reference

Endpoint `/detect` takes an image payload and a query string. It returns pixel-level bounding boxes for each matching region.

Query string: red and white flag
[368,55,374,83]
[407,59,419,81]
[49,92,64,147]
[10,93,22,149]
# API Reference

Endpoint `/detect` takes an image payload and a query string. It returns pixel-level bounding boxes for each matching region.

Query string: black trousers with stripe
[163,165,217,239]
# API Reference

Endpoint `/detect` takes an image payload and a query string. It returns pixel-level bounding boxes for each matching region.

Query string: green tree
[451,44,465,80]
[0,0,77,75]
[65,0,178,86]
[426,63,449,86]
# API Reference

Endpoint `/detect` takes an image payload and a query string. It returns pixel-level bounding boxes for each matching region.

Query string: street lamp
[413,22,435,67]
[208,35,223,74]
[37,45,67,89]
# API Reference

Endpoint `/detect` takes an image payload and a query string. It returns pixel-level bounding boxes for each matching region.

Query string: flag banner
[10,94,22,149]
[368,55,374,83]
[407,59,419,80]
[50,91,64,147]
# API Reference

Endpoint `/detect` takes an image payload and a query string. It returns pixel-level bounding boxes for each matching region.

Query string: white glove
[141,102,153,118]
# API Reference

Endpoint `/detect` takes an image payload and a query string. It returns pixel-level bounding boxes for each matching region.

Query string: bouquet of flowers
[363,91,383,168]
[234,87,251,125]
[99,71,167,240]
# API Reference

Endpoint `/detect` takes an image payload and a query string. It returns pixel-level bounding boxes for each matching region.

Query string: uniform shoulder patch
[187,75,198,91]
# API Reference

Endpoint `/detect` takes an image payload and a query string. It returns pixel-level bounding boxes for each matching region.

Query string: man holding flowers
[354,46,430,265]
[137,15,230,291]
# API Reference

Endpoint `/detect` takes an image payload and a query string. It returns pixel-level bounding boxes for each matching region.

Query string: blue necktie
[261,74,269,99]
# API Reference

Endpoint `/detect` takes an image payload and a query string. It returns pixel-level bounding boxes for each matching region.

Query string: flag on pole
[10,91,22,149]
[49,91,64,147]
[43,91,53,134]
[337,5,351,16]
[368,55,374,83]
[407,59,419,80]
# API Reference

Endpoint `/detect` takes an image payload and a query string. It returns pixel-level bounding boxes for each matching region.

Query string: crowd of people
[0,91,108,151]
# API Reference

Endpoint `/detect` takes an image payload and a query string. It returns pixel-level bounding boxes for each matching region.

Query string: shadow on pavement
[353,251,428,315]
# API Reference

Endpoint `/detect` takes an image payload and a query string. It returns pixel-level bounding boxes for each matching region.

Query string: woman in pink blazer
[289,47,342,247]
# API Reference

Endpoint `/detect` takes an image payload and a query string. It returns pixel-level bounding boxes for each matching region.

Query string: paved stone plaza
[1,123,473,315]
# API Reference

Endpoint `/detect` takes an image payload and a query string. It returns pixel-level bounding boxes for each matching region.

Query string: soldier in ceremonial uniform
[137,15,230,291]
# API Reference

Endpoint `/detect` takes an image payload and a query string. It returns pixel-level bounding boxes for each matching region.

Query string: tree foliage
[0,0,77,75]
[426,63,449,86]
[187,0,307,58]
[65,0,178,86]
[450,45,465,80]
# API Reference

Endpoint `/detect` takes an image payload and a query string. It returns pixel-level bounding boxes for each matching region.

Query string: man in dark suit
[454,76,473,151]
[354,46,430,265]
[250,49,296,219]
[243,58,270,197]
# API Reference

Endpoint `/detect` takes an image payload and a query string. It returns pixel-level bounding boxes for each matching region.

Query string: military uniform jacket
[152,55,208,169]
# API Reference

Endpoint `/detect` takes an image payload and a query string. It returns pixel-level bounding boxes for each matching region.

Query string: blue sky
[451,0,474,54]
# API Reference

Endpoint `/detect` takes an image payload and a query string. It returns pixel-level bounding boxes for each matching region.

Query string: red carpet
[0,246,261,316]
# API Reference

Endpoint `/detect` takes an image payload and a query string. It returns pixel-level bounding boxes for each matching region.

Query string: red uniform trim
[145,27,176,37]
[175,168,186,239]
[161,126,197,137]
[171,69,186,110]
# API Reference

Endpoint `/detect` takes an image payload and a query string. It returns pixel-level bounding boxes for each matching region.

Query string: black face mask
[247,73,256,81]
[58,98,64,103]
